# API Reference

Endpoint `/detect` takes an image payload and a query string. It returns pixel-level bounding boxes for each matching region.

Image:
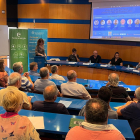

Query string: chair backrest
[111,97,127,103]
[62,95,84,100]
[134,127,140,140]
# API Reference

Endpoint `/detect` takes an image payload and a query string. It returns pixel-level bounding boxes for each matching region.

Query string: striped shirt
[21,76,33,91]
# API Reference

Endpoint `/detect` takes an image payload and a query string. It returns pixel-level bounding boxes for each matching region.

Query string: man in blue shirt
[117,87,140,133]
[28,62,40,77]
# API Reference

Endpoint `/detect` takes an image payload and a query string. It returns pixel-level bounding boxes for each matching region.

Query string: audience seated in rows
[61,70,91,100]
[32,85,69,114]
[79,86,118,119]
[66,98,125,140]
[13,62,34,91]
[117,87,140,133]
[0,90,40,139]
[106,73,131,101]
[28,62,40,77]
[49,65,65,81]
[34,67,58,92]
[0,59,8,87]
[0,72,32,110]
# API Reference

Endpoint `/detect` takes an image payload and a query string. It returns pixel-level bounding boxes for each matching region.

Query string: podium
[34,56,46,69]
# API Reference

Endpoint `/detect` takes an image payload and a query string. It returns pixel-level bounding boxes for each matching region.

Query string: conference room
[1,0,140,139]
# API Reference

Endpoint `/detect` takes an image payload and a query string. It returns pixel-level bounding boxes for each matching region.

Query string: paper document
[133,70,139,72]
[114,106,123,110]
[68,62,77,64]
[83,63,90,65]
[126,68,135,70]
[59,100,72,108]
[124,88,131,91]
[100,65,108,67]
[28,116,45,129]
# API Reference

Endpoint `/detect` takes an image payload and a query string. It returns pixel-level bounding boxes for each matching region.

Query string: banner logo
[17,32,21,37]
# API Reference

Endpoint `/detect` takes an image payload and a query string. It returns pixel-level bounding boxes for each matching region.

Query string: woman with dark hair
[0,59,8,87]
[109,52,123,66]
[35,38,46,57]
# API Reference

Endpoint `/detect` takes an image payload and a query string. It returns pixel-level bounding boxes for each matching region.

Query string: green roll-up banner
[9,29,28,72]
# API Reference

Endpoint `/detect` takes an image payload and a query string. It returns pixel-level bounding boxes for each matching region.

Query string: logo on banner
[22,44,27,50]
[17,44,21,50]
[17,32,21,37]
[13,52,18,58]
[19,52,24,58]
[31,31,34,34]
[11,44,16,50]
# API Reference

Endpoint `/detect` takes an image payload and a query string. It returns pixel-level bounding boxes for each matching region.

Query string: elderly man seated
[28,62,40,76]
[61,70,91,100]
[34,67,58,92]
[32,85,69,114]
[106,73,131,101]
[49,65,65,81]
[0,72,32,110]
[79,86,118,119]
[66,98,125,140]
[13,62,34,91]
[117,87,140,133]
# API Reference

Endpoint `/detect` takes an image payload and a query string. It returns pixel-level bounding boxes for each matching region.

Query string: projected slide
[91,6,140,40]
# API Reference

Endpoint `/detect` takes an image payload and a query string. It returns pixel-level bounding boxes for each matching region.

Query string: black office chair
[134,127,140,140]
[110,97,127,103]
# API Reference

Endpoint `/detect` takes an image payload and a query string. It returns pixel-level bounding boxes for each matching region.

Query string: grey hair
[13,62,22,72]
[40,67,49,78]
[135,87,140,100]
[9,72,21,85]
[51,65,58,74]
[67,71,76,80]
[108,73,119,86]
[43,85,58,100]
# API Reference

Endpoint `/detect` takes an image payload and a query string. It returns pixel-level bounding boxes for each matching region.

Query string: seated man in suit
[49,65,65,81]
[79,86,118,119]
[61,70,91,100]
[66,98,125,140]
[13,62,34,91]
[89,50,101,63]
[68,48,80,62]
[106,73,131,101]
[32,85,69,114]
[28,62,40,77]
[117,87,140,133]
[34,67,57,92]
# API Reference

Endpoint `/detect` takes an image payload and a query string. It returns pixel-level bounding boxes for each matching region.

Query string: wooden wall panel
[49,4,91,20]
[48,23,90,39]
[18,4,91,20]
[18,22,49,29]
[47,42,140,62]
[47,65,140,85]
[18,4,49,19]
[0,0,7,25]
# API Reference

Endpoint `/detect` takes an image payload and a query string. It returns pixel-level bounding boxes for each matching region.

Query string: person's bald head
[67,70,77,81]
[135,87,140,100]
[93,50,98,57]
[43,85,58,101]
[108,73,119,86]
[40,67,49,78]
[9,72,21,86]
